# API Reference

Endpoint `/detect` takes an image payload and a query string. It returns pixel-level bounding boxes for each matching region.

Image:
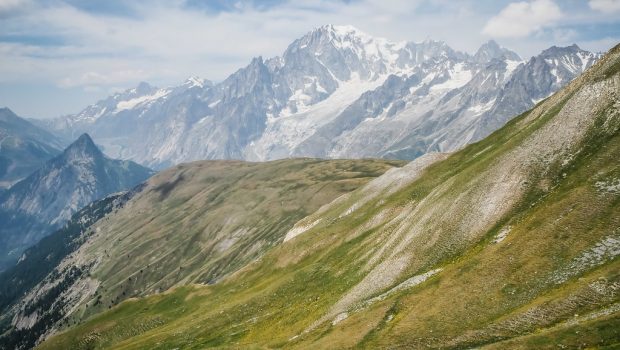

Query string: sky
[0,0,618,118]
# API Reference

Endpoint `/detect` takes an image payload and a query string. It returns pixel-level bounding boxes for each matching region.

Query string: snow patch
[430,63,472,91]
[577,52,592,72]
[504,59,523,82]
[246,73,389,160]
[468,98,496,116]
[115,89,170,112]
[184,76,206,88]
[325,25,406,70]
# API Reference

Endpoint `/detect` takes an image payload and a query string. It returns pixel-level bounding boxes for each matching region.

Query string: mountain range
[0,133,152,271]
[0,42,618,349]
[39,25,601,169]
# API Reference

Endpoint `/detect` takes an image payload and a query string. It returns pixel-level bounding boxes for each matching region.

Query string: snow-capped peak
[183,76,208,89]
[319,24,373,43]
[284,24,412,78]
[535,44,602,79]
[320,24,406,57]
[327,24,360,35]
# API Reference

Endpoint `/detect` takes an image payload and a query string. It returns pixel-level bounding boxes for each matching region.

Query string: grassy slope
[38,46,620,349]
[25,158,402,332]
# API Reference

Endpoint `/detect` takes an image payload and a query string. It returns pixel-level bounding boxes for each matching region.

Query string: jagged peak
[415,39,454,54]
[0,107,34,127]
[290,25,460,64]
[136,81,153,90]
[317,24,369,39]
[238,56,269,76]
[479,39,501,51]
[69,133,96,150]
[183,76,210,89]
[317,25,454,58]
[250,56,265,65]
[0,106,14,114]
[75,132,94,143]
[298,24,394,50]
[540,44,587,57]
[474,40,521,63]
[419,38,448,46]
[133,81,157,93]
[0,106,18,120]
[221,55,272,95]
[62,133,102,161]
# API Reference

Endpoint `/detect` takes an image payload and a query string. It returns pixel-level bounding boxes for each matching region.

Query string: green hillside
[0,157,401,349]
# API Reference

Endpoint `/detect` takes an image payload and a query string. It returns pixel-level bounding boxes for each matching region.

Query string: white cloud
[0,0,487,90]
[0,0,29,14]
[482,0,563,38]
[589,0,620,13]
[58,70,149,88]
[551,28,577,43]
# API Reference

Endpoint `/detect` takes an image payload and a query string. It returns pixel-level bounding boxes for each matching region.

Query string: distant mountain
[0,108,65,189]
[291,38,600,160]
[473,44,604,140]
[473,39,521,63]
[41,25,601,168]
[0,133,153,271]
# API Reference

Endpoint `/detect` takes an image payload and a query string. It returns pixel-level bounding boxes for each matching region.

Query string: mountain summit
[473,39,521,62]
[61,133,101,161]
